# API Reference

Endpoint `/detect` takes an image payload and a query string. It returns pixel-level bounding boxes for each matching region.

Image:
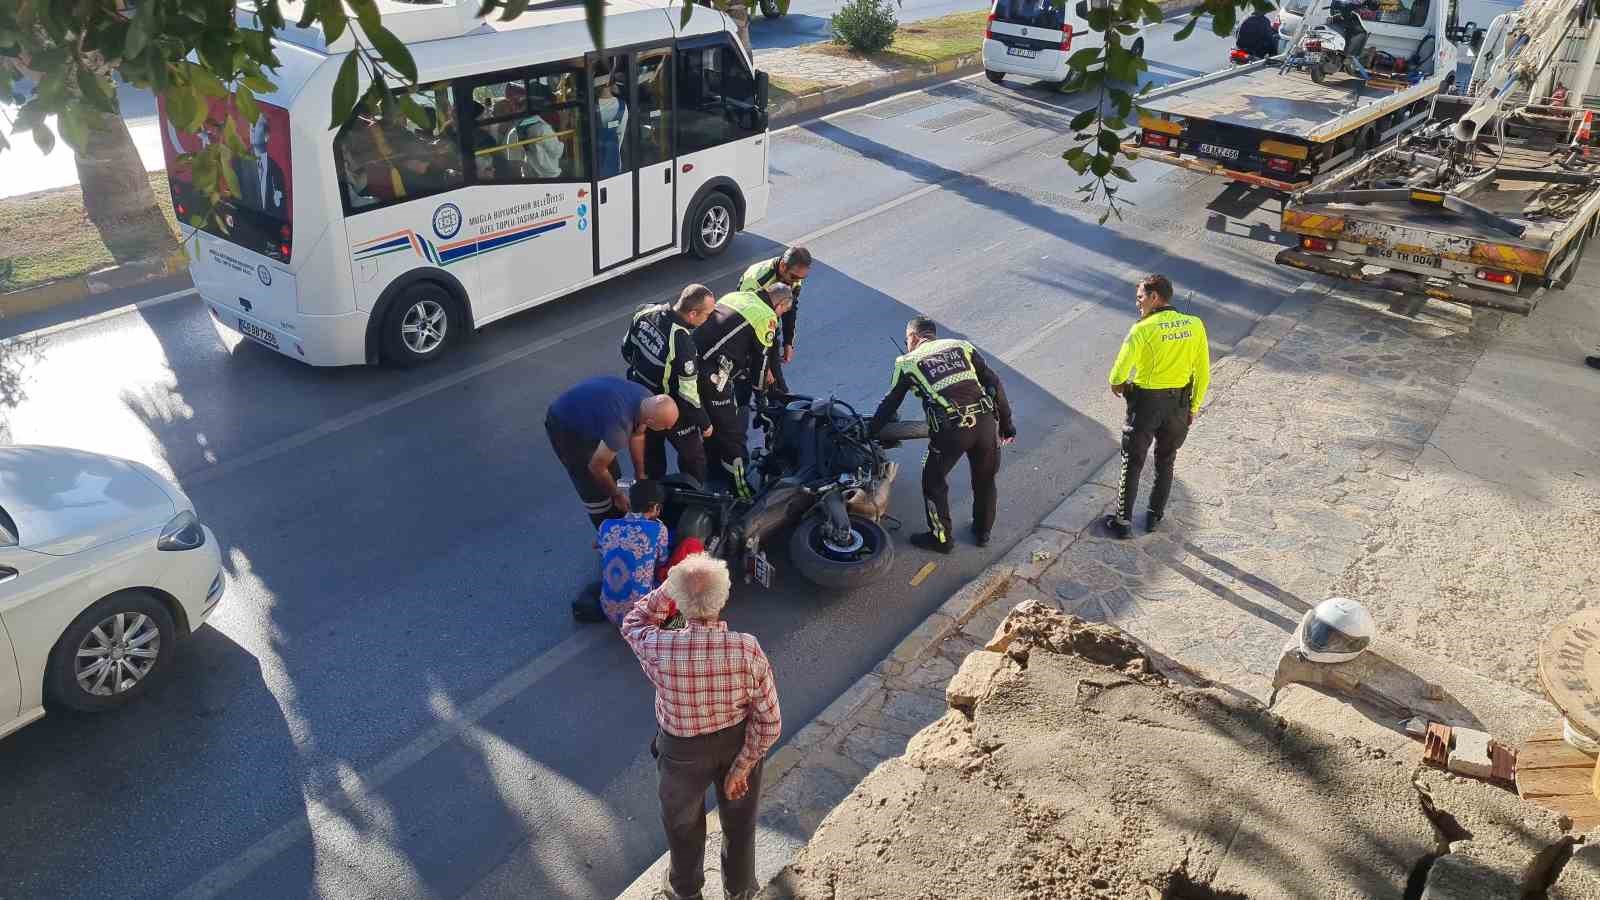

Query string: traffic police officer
[738,245,811,394]
[622,283,718,483]
[694,283,795,498]
[1105,274,1212,539]
[870,316,1015,554]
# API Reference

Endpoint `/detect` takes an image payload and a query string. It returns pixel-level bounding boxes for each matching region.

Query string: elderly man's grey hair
[664,553,732,620]
[765,282,794,310]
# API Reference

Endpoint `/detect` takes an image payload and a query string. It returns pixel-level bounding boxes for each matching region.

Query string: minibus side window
[466,59,591,184]
[335,80,466,214]
[675,38,763,155]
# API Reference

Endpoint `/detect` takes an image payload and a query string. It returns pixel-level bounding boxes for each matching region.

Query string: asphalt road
[0,8,1515,899]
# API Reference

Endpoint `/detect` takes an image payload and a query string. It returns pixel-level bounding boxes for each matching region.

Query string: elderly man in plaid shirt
[622,554,782,900]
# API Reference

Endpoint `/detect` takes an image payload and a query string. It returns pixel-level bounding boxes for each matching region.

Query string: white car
[0,446,224,740]
[983,0,1151,87]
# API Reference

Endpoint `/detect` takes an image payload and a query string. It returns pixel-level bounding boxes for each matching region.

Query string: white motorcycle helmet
[1297,596,1375,663]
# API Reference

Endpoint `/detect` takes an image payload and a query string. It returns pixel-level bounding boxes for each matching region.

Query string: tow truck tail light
[1301,236,1334,252]
[985,12,995,39]
[1230,49,1251,63]
[1060,28,1072,51]
[1142,131,1171,149]
[1475,268,1515,285]
[1265,157,1298,174]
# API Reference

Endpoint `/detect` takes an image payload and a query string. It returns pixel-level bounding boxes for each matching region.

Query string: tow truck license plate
[1304,51,1323,63]
[1372,247,1442,269]
[1007,46,1037,58]
[238,318,280,349]
[1196,143,1240,161]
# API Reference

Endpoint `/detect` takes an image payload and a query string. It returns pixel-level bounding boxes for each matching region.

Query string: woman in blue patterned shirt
[597,480,670,626]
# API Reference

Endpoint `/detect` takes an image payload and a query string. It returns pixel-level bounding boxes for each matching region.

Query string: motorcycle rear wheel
[789,514,895,590]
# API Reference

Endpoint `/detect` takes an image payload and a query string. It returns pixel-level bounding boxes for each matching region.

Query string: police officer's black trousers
[923,413,1000,544]
[702,389,751,495]
[645,423,708,485]
[1116,386,1191,523]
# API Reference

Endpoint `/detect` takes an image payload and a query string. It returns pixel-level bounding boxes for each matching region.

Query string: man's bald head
[640,395,679,431]
[765,282,794,315]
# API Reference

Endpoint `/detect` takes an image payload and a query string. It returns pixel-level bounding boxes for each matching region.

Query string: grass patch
[770,75,830,102]
[813,10,987,69]
[0,171,179,294]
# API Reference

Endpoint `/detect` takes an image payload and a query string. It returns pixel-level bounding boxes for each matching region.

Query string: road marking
[909,562,937,587]
[1000,299,1094,363]
[172,625,611,900]
[180,179,961,487]
[1,286,198,347]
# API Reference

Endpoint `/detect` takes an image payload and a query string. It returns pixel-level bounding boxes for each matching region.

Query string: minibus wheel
[383,283,456,366]
[690,192,736,259]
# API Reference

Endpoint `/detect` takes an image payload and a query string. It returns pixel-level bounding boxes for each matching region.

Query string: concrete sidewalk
[619,263,1600,897]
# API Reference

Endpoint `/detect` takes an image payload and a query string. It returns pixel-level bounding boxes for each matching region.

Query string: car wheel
[760,0,782,18]
[985,69,1006,85]
[382,283,456,366]
[690,192,736,259]
[1132,36,1145,58]
[47,590,178,714]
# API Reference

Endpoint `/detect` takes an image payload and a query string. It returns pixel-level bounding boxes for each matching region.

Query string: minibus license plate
[1304,52,1323,63]
[1007,47,1037,58]
[238,318,280,349]
[1372,247,1442,269]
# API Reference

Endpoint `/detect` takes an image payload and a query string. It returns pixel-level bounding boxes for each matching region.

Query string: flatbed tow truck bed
[1128,59,1442,191]
[1277,141,1600,314]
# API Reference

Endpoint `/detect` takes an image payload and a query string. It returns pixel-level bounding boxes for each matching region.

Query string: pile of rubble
[758,602,1600,899]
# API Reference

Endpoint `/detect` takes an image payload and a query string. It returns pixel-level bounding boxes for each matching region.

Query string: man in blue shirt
[546,377,679,528]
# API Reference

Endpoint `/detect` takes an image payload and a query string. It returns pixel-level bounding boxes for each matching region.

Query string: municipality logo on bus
[433,203,463,240]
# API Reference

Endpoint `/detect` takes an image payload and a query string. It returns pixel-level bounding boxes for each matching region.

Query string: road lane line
[999,300,1094,363]
[181,179,959,488]
[1,286,198,347]
[172,626,611,900]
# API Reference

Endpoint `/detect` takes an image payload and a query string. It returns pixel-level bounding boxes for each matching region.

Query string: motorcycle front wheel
[789,514,895,590]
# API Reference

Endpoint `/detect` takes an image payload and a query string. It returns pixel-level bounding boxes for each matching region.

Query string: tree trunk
[723,2,753,57]
[74,101,176,265]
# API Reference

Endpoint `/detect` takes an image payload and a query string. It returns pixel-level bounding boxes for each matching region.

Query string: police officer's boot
[1145,511,1163,534]
[1102,514,1133,540]
[909,532,953,554]
[1587,354,1600,371]
[971,523,991,548]
[571,580,606,623]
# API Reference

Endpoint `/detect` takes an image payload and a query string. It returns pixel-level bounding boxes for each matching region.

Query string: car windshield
[0,502,16,547]
[993,0,1066,29]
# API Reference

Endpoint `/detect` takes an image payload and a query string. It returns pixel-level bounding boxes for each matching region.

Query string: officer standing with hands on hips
[622,283,719,483]
[870,316,1015,554]
[738,246,811,394]
[1104,274,1211,539]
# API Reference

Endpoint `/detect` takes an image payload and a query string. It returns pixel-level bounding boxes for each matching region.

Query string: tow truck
[1126,0,1469,192]
[1277,0,1600,314]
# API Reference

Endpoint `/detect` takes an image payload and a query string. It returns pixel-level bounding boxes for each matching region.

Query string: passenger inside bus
[594,60,629,179]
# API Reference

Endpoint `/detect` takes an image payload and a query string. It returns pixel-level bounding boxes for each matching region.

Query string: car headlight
[157,510,207,551]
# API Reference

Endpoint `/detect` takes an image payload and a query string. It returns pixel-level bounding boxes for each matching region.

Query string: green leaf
[220,153,242,198]
[367,23,418,84]
[1091,154,1112,177]
[1111,165,1135,181]
[0,131,9,151]
[243,73,275,94]
[321,0,349,45]
[501,0,533,20]
[330,52,360,130]
[1098,130,1121,153]
[1069,108,1096,131]
[1173,15,1198,40]
[12,100,46,133]
[680,0,695,28]
[58,108,88,151]
[1066,151,1091,174]
[125,14,150,59]
[77,69,113,112]
[236,85,261,123]
[583,0,604,49]
[1104,116,1126,130]
[1067,47,1101,69]
[350,0,383,33]
[1210,5,1236,36]
[225,118,249,155]
[191,66,229,98]
[398,93,433,132]
[31,122,55,155]
[165,87,198,136]
[297,0,320,28]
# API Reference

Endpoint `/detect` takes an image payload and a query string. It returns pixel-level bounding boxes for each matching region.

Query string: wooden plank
[1519,767,1596,799]
[1529,792,1600,818]
[1519,739,1597,772]
[1573,813,1600,833]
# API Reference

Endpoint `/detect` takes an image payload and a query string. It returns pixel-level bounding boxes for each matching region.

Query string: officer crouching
[870,316,1015,554]
[1105,274,1212,539]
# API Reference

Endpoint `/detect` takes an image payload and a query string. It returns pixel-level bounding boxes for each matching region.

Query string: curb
[769,52,983,126]
[1,251,187,321]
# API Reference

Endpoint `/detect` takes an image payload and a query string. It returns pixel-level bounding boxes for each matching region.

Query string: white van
[982,0,1150,87]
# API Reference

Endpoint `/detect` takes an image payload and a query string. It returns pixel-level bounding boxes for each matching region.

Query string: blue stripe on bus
[475,221,566,254]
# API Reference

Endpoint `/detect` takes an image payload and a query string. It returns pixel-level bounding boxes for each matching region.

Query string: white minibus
[159,0,772,366]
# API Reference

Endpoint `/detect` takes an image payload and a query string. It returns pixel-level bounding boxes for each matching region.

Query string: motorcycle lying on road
[660,393,928,591]
[1286,0,1379,84]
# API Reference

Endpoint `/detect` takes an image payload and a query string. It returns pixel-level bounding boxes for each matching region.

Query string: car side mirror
[1074,1,1088,18]
[755,70,770,111]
